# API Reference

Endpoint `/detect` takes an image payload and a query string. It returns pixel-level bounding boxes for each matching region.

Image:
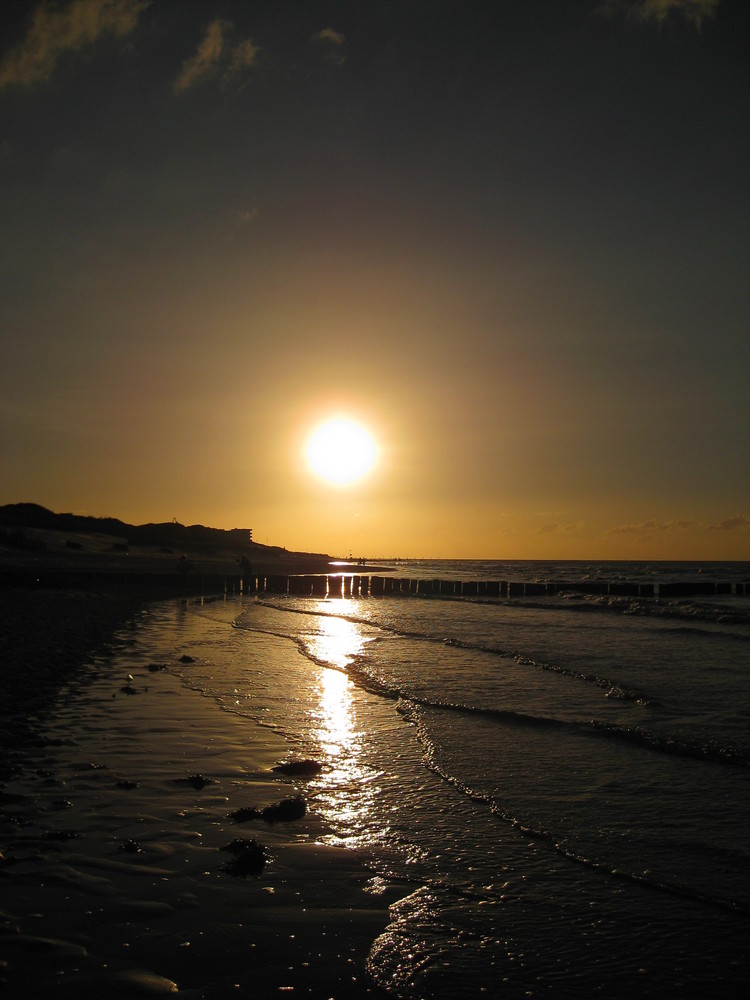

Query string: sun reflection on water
[307,611,365,671]
[318,668,353,758]
[305,611,387,849]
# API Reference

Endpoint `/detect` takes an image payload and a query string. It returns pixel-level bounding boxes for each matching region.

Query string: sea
[144,560,750,996]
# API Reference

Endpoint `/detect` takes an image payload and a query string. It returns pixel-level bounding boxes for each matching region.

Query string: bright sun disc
[306,418,377,485]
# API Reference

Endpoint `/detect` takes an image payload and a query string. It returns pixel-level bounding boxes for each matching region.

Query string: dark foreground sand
[0,589,148,751]
[0,589,403,998]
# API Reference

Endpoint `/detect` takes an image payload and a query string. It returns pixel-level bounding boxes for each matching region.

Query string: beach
[0,587,401,998]
[2,556,749,999]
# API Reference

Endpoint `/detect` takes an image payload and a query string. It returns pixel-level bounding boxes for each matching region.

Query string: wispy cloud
[708,514,750,532]
[312,28,346,46]
[0,0,149,89]
[535,521,584,535]
[604,0,721,29]
[310,27,347,64]
[174,20,258,93]
[610,515,749,536]
[174,19,226,93]
[609,518,696,535]
[230,38,259,75]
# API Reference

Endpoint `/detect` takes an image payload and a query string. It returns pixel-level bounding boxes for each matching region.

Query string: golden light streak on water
[305,611,387,849]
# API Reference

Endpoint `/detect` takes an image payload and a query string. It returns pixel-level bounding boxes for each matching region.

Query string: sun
[306,417,377,485]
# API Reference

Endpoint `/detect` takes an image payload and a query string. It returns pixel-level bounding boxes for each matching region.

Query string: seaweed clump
[221,838,267,877]
[230,795,306,824]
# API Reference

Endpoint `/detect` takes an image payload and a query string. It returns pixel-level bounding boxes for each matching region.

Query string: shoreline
[0,521,342,749]
[0,593,403,998]
[0,586,155,767]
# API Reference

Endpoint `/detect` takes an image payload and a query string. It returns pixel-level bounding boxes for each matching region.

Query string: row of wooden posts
[238,574,749,599]
[4,569,744,599]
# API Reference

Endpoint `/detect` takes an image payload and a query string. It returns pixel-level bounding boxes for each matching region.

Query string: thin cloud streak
[311,28,346,46]
[603,0,720,28]
[709,515,750,532]
[611,515,748,536]
[310,27,347,64]
[535,522,585,536]
[174,20,258,93]
[174,19,227,93]
[0,0,149,89]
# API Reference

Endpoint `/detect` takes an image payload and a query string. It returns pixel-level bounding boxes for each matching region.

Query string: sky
[1,0,748,560]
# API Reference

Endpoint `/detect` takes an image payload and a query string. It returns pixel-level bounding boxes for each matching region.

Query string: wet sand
[0,591,400,998]
[0,589,148,750]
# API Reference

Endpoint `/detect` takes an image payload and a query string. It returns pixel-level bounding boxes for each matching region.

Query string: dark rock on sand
[147,662,168,672]
[179,654,196,663]
[220,837,266,877]
[229,805,262,822]
[265,795,307,822]
[118,838,143,854]
[230,796,307,824]
[176,773,216,790]
[272,759,324,777]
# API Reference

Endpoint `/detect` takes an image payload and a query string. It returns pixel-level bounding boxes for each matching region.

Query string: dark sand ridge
[0,509,335,583]
[0,553,405,997]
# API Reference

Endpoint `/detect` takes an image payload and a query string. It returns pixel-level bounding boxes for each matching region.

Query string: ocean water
[168,560,750,998]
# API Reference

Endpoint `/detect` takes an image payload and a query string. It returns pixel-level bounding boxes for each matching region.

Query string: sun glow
[306,417,377,485]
